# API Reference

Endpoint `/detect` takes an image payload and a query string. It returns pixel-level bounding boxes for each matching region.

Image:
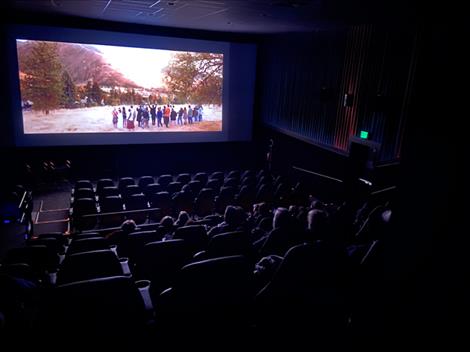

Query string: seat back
[173,225,208,254]
[138,176,154,189]
[67,237,109,255]
[57,249,123,285]
[45,276,147,339]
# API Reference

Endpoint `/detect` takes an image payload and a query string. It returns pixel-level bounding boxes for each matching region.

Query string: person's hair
[253,202,269,217]
[273,207,289,229]
[160,215,174,229]
[121,219,137,234]
[224,205,245,227]
[307,209,328,238]
[175,211,190,227]
[310,199,325,210]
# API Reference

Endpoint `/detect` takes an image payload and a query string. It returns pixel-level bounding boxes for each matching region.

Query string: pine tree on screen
[21,41,63,114]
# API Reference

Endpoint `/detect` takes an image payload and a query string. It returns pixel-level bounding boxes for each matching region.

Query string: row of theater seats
[70,169,293,231]
[1,227,359,347]
[1,174,390,348]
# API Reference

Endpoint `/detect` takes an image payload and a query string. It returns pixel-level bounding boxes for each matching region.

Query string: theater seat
[175,173,191,185]
[138,176,154,189]
[57,249,128,285]
[158,174,173,188]
[42,276,150,344]
[173,225,208,254]
[158,255,253,329]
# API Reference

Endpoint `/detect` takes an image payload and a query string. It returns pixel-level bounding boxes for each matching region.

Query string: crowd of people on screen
[112,104,204,129]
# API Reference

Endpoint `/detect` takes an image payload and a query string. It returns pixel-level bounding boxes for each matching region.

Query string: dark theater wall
[258,24,418,163]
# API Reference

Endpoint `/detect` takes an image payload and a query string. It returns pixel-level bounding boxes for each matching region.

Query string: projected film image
[16,40,223,133]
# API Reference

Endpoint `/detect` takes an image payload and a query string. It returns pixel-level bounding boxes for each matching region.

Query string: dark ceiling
[3,0,417,34]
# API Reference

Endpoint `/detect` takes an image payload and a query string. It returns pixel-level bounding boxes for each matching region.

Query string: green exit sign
[360,130,369,139]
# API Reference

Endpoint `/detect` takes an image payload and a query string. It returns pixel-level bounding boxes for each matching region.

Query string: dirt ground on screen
[23,105,222,133]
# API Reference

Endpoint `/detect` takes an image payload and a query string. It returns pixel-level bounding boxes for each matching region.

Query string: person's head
[160,215,174,229]
[121,219,137,234]
[307,209,329,239]
[253,202,268,217]
[288,205,298,217]
[175,211,190,226]
[310,199,325,210]
[272,207,289,229]
[224,205,246,227]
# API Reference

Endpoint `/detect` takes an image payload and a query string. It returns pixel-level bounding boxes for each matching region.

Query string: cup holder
[135,279,151,289]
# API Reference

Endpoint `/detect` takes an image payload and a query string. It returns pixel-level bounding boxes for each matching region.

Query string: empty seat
[5,245,51,278]
[144,183,163,198]
[175,173,191,185]
[187,180,203,195]
[194,188,215,216]
[73,188,95,202]
[207,231,251,258]
[193,172,208,186]
[96,179,114,196]
[126,230,162,263]
[149,191,172,216]
[255,183,274,203]
[241,176,256,187]
[57,249,125,285]
[100,196,123,213]
[256,243,349,336]
[34,232,68,246]
[206,179,222,192]
[125,194,148,210]
[100,186,120,199]
[74,180,93,191]
[138,176,154,189]
[224,177,239,188]
[227,170,240,180]
[209,171,224,181]
[158,174,173,188]
[171,190,194,214]
[215,186,236,213]
[241,170,254,180]
[72,232,105,240]
[27,237,65,256]
[122,185,141,199]
[167,181,182,194]
[67,237,110,255]
[72,198,97,216]
[173,225,208,254]
[158,255,253,328]
[140,239,190,297]
[118,177,135,192]
[72,198,98,230]
[125,194,149,224]
[237,185,256,211]
[44,276,148,342]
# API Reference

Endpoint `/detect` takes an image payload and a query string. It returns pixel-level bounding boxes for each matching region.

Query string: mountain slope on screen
[17,41,140,88]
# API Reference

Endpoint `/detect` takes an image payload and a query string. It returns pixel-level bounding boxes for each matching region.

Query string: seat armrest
[193,250,207,261]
